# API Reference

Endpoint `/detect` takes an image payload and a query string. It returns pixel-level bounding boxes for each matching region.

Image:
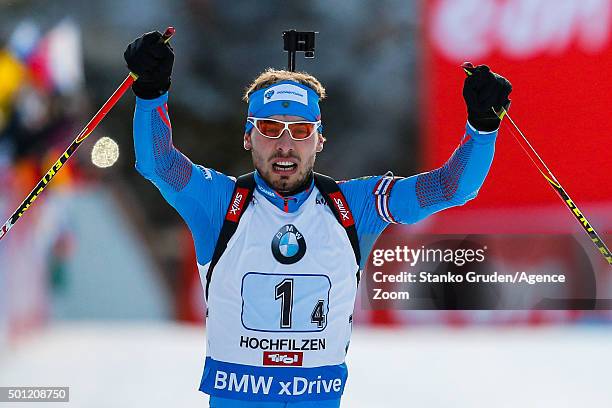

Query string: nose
[275,129,295,153]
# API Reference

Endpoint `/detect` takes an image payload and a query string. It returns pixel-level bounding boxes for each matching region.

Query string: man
[124,31,511,407]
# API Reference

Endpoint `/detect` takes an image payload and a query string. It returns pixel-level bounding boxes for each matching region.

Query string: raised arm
[132,93,231,205]
[125,31,234,266]
[338,121,497,266]
[390,64,512,223]
[340,64,511,256]
[388,122,496,224]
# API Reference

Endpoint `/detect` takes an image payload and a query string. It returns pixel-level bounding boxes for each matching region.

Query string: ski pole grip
[161,26,175,44]
[461,61,475,76]
[460,61,506,119]
[130,27,175,81]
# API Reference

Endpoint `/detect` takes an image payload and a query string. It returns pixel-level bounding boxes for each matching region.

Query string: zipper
[282,196,298,213]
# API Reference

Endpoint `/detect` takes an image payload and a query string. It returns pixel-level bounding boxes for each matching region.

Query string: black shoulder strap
[206,172,256,300]
[313,173,362,283]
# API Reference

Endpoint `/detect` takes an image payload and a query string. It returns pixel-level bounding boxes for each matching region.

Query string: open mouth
[272,161,298,173]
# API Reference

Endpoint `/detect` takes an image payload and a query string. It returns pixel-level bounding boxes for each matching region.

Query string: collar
[254,171,315,213]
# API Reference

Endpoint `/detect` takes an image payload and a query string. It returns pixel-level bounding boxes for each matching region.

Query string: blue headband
[245,80,322,133]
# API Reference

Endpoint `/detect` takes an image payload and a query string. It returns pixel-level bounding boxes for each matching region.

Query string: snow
[1,322,610,407]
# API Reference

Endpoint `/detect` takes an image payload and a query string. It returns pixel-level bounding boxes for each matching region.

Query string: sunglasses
[247,117,321,141]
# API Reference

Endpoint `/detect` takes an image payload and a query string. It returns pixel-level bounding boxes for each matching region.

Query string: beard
[251,149,316,193]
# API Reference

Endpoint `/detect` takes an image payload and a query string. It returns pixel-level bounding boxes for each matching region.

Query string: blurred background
[0,0,611,407]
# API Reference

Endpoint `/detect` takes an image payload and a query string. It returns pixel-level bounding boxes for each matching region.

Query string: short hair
[242,68,326,103]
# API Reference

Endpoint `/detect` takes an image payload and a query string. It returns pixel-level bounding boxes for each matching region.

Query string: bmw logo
[264,89,275,100]
[271,224,307,264]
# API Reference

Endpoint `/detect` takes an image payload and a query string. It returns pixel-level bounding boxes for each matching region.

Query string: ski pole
[462,62,612,266]
[0,26,175,242]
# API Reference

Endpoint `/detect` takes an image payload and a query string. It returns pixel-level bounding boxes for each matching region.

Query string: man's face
[244,114,325,193]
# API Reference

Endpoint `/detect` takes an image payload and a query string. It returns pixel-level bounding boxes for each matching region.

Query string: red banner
[421,0,612,233]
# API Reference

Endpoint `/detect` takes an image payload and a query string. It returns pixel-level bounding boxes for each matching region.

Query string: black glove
[462,63,512,132]
[124,31,174,99]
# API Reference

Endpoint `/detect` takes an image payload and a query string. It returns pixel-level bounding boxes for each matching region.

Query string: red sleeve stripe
[156,106,172,129]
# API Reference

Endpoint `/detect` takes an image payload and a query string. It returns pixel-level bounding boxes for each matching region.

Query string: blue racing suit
[133,92,497,407]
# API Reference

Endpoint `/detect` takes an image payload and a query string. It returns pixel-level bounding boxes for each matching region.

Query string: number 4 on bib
[311,299,326,328]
